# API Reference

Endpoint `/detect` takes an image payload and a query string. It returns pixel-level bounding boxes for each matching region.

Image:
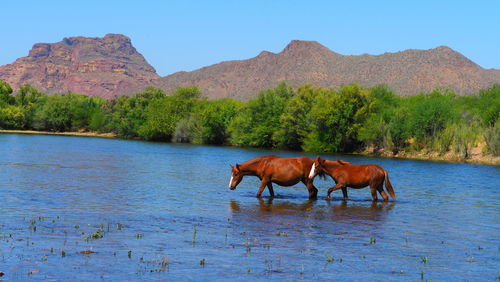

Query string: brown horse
[308,157,396,201]
[229,155,320,199]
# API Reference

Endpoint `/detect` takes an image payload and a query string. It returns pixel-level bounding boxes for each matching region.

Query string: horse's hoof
[256,194,262,198]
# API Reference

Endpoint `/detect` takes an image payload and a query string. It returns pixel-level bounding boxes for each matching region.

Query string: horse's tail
[384,170,396,199]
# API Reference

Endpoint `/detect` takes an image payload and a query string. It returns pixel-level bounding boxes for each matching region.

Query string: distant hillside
[154,40,500,99]
[1,35,499,99]
[0,34,159,98]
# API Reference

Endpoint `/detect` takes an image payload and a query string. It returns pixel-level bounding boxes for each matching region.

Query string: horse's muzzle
[229,186,236,190]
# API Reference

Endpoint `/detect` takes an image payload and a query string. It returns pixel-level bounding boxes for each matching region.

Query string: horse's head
[308,157,326,179]
[229,164,243,190]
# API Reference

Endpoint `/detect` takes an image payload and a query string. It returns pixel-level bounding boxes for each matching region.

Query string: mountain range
[1,34,499,99]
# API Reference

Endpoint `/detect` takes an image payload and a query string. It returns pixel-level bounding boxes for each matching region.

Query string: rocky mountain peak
[0,34,159,98]
[281,40,334,55]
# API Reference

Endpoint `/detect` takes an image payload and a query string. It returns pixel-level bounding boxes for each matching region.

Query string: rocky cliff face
[0,34,159,98]
[1,35,499,99]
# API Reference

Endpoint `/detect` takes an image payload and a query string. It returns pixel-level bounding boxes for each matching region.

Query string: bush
[484,121,500,156]
[0,105,26,129]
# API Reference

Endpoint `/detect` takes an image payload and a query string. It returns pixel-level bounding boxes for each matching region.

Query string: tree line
[1,80,498,158]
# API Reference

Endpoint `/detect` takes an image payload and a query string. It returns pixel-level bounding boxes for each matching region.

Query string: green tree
[106,87,166,137]
[138,86,201,140]
[358,85,399,150]
[229,82,294,147]
[476,85,500,126]
[0,105,26,129]
[302,84,369,152]
[0,80,15,105]
[188,98,242,144]
[273,84,323,150]
[405,90,457,150]
[36,95,72,131]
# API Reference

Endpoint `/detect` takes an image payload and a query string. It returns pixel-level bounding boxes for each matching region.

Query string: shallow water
[0,133,498,281]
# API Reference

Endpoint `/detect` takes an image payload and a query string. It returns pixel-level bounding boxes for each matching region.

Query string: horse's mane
[337,160,350,165]
[317,169,327,180]
[242,155,277,167]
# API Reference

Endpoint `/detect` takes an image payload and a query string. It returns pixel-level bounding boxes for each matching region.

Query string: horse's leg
[376,184,389,201]
[256,179,269,198]
[309,185,318,199]
[341,187,349,201]
[370,185,378,202]
[267,182,275,197]
[302,179,318,200]
[327,184,344,200]
[373,176,388,201]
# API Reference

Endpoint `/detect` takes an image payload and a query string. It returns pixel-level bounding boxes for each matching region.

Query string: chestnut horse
[308,157,396,201]
[229,155,320,199]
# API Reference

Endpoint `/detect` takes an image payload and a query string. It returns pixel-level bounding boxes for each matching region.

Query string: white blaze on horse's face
[228,175,234,189]
[308,163,316,179]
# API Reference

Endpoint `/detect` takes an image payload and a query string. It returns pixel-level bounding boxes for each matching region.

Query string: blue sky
[1,1,499,76]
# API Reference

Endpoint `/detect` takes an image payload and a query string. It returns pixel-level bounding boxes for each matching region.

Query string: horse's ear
[235,164,240,171]
[229,164,233,168]
[318,157,325,164]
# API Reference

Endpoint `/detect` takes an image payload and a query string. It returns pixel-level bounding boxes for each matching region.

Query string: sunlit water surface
[0,134,498,280]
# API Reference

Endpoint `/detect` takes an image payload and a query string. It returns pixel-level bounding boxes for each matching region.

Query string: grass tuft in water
[192,225,197,244]
[275,231,288,237]
[325,254,334,263]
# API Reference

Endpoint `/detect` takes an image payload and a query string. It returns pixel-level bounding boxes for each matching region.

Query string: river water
[0,133,498,281]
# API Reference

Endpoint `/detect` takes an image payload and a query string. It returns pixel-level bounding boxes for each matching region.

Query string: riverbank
[1,129,498,166]
[360,143,500,166]
[0,129,117,139]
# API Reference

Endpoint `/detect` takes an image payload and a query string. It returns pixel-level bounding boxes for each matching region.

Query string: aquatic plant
[275,231,288,237]
[160,257,169,272]
[325,254,334,263]
[192,225,197,244]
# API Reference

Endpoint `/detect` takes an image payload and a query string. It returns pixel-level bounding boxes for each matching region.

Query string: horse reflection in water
[229,198,395,223]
